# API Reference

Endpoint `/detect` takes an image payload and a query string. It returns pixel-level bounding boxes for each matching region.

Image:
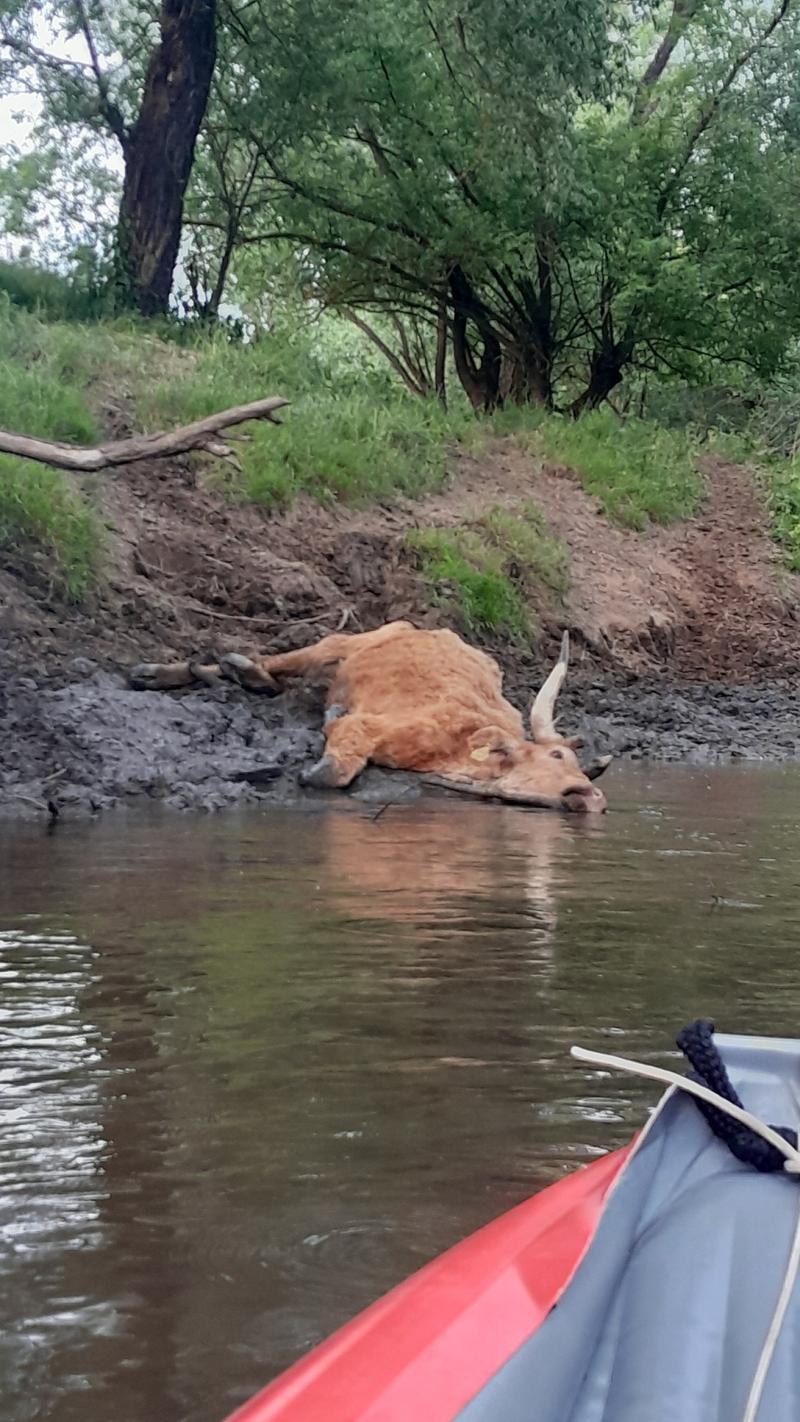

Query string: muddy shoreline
[3,433,800,822]
[3,654,799,822]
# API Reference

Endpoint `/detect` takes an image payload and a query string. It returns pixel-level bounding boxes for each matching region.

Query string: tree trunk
[500,246,555,408]
[501,347,553,407]
[449,266,502,412]
[571,305,635,418]
[434,289,447,409]
[116,0,217,316]
[570,345,630,418]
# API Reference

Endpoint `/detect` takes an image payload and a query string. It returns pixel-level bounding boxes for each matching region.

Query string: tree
[208,0,800,411]
[0,0,217,315]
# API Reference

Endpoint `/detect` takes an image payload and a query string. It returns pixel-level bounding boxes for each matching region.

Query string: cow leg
[301,714,381,789]
[129,658,219,690]
[256,622,414,683]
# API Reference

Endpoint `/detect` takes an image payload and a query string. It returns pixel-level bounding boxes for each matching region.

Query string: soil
[2,437,800,821]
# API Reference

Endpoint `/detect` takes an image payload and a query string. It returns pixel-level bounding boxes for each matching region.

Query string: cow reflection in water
[315,805,602,955]
[131,621,611,814]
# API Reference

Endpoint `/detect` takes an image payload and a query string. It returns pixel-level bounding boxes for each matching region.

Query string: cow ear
[468,726,518,767]
[564,735,584,751]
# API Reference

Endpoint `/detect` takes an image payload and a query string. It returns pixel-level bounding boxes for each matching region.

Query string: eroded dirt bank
[2,441,800,820]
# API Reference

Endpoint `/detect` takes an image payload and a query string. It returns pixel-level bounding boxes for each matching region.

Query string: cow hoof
[300,755,341,789]
[219,653,279,694]
[324,703,347,726]
[129,663,162,690]
[219,652,255,680]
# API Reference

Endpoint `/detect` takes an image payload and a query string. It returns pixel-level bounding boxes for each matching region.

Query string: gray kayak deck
[458,1033,800,1422]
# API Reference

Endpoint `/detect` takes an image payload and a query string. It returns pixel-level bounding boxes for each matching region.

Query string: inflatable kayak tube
[223,1031,800,1422]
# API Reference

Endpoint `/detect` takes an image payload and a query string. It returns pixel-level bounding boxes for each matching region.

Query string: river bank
[2,645,798,821]
[3,410,800,820]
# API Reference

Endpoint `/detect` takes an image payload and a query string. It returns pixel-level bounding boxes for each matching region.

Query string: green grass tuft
[0,301,102,595]
[534,409,703,529]
[763,460,800,571]
[136,332,472,506]
[409,502,568,639]
[0,456,98,598]
[453,404,702,529]
[410,527,530,637]
[480,503,569,596]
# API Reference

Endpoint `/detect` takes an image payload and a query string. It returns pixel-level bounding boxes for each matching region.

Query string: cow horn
[530,630,569,741]
[422,774,567,812]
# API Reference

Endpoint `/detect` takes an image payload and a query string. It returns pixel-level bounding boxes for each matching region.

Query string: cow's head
[432,633,609,813]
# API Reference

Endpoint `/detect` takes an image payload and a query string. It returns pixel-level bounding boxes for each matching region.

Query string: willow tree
[212,0,800,410]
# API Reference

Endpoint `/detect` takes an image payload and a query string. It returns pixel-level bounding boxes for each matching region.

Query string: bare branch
[0,18,128,148]
[0,397,289,474]
[340,309,428,396]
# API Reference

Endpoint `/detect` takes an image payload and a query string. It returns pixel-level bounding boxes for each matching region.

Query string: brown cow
[130,621,610,812]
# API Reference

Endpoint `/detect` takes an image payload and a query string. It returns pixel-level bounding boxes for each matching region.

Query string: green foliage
[0,259,111,320]
[5,0,800,412]
[409,503,568,638]
[206,0,800,411]
[533,410,703,528]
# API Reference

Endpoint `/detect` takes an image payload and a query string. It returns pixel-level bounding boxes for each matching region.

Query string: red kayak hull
[224,1146,630,1422]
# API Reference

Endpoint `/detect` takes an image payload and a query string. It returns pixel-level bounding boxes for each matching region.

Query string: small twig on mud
[202,554,235,572]
[368,783,417,821]
[6,791,60,821]
[185,603,357,635]
[181,604,279,628]
[133,552,166,579]
[40,767,67,785]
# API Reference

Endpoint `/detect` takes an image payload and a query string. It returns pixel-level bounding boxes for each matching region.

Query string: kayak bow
[224,1028,800,1422]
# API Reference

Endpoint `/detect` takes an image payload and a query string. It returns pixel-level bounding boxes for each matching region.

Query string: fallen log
[0,396,289,474]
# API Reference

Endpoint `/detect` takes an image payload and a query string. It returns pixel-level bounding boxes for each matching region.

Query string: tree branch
[341,309,427,396]
[0,29,93,80]
[0,397,289,474]
[72,0,129,149]
[632,0,702,123]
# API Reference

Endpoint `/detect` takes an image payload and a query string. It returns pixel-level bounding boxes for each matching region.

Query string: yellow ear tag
[470,745,491,762]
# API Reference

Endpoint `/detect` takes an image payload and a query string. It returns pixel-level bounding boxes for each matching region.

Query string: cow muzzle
[560,783,607,814]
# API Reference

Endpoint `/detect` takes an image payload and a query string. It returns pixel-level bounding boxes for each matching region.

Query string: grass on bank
[409,502,568,640]
[0,294,715,600]
[0,301,106,597]
[136,332,475,505]
[762,461,800,570]
[478,405,704,529]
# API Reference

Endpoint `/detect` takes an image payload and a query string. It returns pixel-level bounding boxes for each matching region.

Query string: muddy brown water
[2,764,800,1422]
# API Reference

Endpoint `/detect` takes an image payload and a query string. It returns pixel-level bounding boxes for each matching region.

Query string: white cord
[570,1046,800,1172]
[741,1198,800,1422]
[571,1043,800,1422]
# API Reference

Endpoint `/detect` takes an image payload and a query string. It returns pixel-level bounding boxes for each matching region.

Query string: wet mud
[3,651,798,822]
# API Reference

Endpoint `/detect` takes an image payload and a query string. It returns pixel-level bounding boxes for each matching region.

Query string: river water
[2,764,800,1422]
